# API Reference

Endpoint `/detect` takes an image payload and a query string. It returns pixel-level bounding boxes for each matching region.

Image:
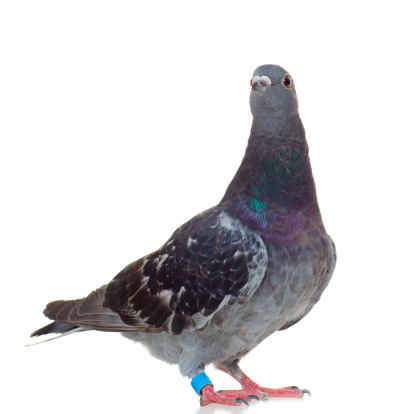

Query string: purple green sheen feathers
[221,136,322,243]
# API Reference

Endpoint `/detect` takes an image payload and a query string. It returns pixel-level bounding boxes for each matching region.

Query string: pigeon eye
[282,75,292,89]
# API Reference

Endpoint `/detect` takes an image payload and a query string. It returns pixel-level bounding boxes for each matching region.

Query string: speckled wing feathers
[104,208,268,334]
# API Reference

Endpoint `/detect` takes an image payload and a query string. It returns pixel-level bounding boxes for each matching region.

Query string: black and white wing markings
[104,208,268,334]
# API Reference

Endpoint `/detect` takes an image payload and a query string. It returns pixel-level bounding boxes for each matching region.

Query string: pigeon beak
[251,81,262,91]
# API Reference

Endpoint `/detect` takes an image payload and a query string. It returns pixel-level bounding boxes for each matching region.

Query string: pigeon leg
[214,362,310,400]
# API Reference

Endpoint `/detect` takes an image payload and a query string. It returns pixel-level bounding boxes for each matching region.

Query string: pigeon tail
[31,321,78,337]
[30,286,141,336]
[27,323,84,347]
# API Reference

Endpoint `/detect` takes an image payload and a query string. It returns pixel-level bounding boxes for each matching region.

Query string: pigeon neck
[250,113,305,141]
[220,124,323,242]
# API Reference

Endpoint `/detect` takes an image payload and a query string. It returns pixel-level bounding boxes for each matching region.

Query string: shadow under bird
[31,64,336,407]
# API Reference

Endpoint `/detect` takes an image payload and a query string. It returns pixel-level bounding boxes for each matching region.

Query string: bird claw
[247,394,260,401]
[235,398,249,406]
[288,386,311,396]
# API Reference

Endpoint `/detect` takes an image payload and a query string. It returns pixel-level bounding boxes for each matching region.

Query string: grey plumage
[32,64,336,401]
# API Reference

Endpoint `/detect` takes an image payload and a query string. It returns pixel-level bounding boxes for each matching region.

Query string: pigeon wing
[104,207,268,335]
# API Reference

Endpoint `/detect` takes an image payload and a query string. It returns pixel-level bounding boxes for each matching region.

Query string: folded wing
[104,208,268,334]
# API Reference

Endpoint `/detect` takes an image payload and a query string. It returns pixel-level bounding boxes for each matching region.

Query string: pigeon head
[249,64,301,138]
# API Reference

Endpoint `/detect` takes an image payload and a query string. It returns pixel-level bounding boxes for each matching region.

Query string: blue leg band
[191,373,213,395]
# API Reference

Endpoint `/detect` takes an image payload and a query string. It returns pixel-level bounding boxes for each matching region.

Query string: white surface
[1,1,413,413]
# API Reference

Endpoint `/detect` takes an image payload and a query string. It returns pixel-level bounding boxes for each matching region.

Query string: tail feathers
[44,298,83,321]
[31,285,138,341]
[27,325,84,347]
[31,321,78,337]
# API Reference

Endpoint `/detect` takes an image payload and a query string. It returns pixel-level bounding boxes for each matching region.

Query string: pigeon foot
[215,365,310,401]
[216,385,309,400]
[200,385,249,407]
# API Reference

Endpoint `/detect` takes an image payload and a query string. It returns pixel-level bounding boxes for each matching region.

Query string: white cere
[252,75,272,86]
[259,75,271,86]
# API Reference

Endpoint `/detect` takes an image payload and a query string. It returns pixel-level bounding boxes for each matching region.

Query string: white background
[1,1,413,413]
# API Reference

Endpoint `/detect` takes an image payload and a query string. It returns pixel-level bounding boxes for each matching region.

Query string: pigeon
[31,64,336,407]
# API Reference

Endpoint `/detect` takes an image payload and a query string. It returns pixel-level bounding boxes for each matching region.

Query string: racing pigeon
[31,64,336,406]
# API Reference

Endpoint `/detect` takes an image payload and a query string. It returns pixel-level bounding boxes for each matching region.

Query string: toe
[201,386,249,406]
